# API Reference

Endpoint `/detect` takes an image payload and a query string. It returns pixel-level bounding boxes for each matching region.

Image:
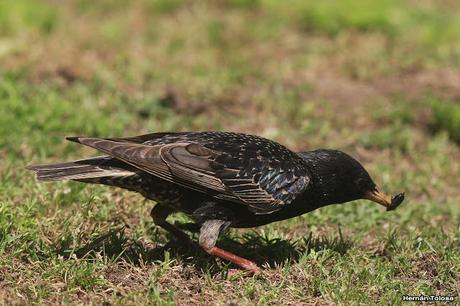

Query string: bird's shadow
[54,224,352,275]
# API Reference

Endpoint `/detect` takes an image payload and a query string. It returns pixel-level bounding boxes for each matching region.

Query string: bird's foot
[206,246,261,275]
[226,266,261,278]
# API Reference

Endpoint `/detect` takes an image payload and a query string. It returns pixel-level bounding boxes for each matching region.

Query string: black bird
[27,131,404,273]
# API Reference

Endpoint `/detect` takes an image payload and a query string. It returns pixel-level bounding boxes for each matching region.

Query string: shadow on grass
[54,225,352,274]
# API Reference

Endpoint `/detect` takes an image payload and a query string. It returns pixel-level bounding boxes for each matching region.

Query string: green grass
[0,0,58,35]
[428,97,460,144]
[1,0,460,304]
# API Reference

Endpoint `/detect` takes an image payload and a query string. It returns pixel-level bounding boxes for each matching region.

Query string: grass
[428,97,460,144]
[1,0,460,304]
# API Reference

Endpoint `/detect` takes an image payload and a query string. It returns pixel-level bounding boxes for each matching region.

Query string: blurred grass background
[1,0,459,304]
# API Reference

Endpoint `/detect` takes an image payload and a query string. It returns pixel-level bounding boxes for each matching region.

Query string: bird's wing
[67,132,311,214]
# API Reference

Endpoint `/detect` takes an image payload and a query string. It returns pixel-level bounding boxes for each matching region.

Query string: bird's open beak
[364,188,392,208]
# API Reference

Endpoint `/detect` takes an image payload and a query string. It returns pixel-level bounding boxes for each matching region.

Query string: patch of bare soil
[375,68,460,101]
[103,264,149,294]
[304,68,460,110]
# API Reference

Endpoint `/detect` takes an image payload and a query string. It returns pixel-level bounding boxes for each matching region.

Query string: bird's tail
[26,156,136,181]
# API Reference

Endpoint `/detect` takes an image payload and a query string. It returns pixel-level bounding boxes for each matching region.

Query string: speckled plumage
[27,131,404,272]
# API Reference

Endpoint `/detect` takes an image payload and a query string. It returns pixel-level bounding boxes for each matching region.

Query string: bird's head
[298,149,404,210]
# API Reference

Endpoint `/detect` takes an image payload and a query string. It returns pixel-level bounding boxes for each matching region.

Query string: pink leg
[205,246,261,274]
[199,219,261,274]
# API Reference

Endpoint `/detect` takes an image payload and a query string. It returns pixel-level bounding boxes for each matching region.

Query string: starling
[27,131,405,273]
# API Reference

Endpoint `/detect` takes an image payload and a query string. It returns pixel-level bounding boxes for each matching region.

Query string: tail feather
[26,156,136,181]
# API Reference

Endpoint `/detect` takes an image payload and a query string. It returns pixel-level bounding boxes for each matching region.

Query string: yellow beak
[364,189,392,208]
